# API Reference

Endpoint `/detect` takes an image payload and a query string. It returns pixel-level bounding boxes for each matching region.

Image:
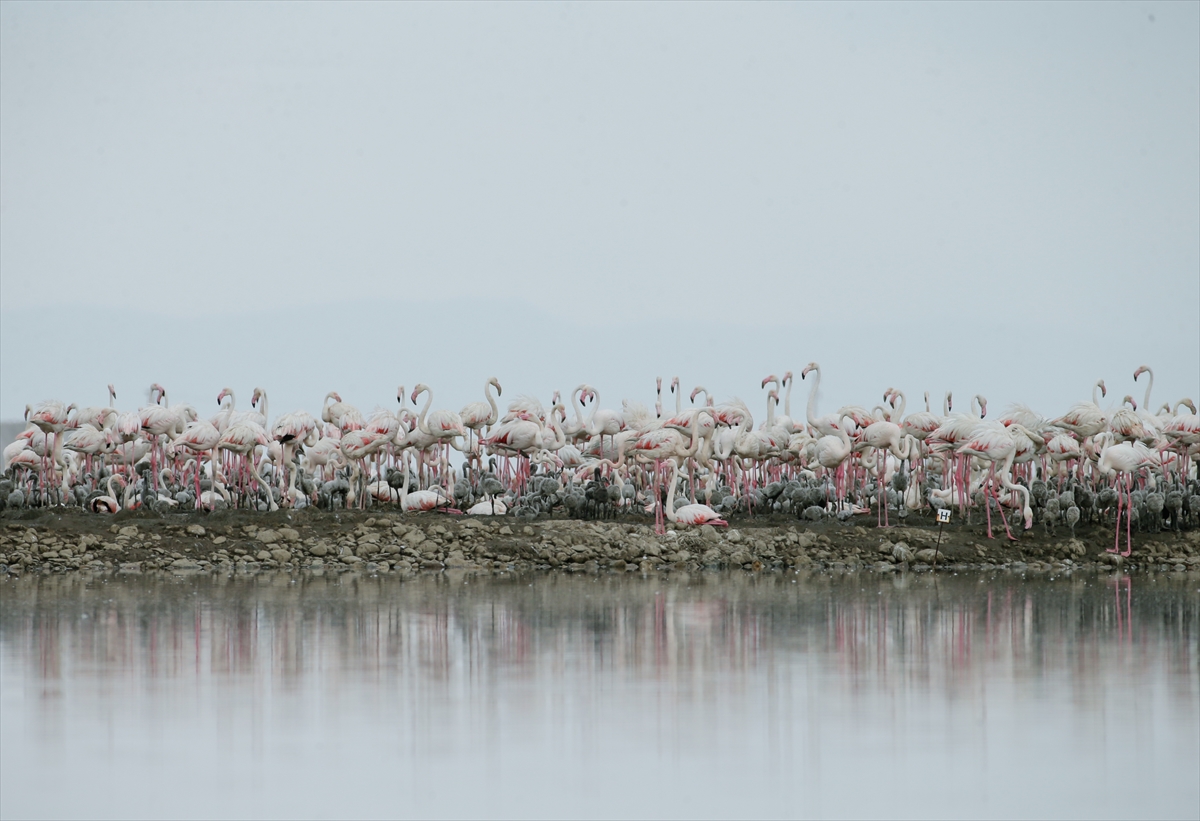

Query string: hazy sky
[1,2,1197,424]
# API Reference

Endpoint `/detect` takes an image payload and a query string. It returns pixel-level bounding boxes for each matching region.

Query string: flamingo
[410,383,469,492]
[87,475,125,513]
[322,392,359,429]
[63,426,116,482]
[397,454,454,512]
[72,384,118,431]
[663,459,727,528]
[1108,396,1147,442]
[581,384,624,456]
[460,377,503,454]
[1053,379,1108,437]
[813,415,854,505]
[340,428,392,507]
[172,415,224,509]
[801,362,842,436]
[217,421,277,511]
[956,423,1038,540]
[1097,434,1158,556]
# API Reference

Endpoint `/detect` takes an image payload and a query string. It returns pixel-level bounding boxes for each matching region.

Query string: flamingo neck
[806,367,821,426]
[1140,369,1154,411]
[485,381,499,426]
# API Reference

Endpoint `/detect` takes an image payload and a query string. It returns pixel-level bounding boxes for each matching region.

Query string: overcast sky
[1,2,1196,425]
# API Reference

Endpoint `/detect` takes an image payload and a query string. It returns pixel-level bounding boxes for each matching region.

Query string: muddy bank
[2,507,1199,578]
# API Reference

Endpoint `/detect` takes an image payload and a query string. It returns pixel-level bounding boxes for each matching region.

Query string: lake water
[1,568,1197,820]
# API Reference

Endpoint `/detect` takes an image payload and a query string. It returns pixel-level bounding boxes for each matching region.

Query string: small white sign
[936,508,951,524]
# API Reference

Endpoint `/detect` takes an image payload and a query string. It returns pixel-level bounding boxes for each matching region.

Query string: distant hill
[2,421,25,468]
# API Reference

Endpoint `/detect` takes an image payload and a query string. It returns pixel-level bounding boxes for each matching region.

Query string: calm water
[1,568,1197,820]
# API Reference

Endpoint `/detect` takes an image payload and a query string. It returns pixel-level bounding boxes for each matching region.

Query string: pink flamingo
[664,459,727,528]
[1097,435,1157,557]
[460,377,503,455]
[956,423,1037,540]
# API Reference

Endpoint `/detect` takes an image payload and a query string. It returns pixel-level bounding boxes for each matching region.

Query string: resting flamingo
[664,459,727,528]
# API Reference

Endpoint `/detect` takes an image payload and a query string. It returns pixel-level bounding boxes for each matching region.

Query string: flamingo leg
[1123,473,1133,557]
[1110,477,1122,554]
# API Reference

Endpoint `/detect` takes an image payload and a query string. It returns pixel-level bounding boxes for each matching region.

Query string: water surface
[2,568,1197,819]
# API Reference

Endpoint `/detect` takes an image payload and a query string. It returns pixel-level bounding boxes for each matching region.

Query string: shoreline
[2,509,1198,578]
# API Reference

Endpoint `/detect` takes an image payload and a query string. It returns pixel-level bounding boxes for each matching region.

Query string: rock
[420,559,443,570]
[212,536,227,545]
[170,558,199,570]
[700,525,718,541]
[255,530,281,545]
[278,527,300,542]
[408,530,427,546]
[796,532,819,549]
[118,526,138,538]
[118,562,142,573]
[186,524,206,537]
[270,549,291,563]
[523,526,535,536]
[445,551,468,568]
[499,526,513,536]
[915,548,942,563]
[255,550,273,561]
[341,555,363,564]
[727,529,743,544]
[729,549,752,566]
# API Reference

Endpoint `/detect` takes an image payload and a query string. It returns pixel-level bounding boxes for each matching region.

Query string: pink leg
[1118,475,1128,556]
[1110,479,1121,553]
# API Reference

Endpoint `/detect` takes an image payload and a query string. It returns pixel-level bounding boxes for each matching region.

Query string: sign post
[934,508,950,571]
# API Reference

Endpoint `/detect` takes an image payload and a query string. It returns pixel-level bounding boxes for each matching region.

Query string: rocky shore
[2,508,1199,578]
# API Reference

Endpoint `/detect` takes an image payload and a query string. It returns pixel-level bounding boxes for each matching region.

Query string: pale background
[2,2,1197,433]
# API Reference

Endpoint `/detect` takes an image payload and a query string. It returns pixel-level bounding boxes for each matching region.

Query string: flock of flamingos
[4,364,1198,556]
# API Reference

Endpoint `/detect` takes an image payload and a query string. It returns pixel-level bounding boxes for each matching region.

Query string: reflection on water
[2,569,1197,820]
